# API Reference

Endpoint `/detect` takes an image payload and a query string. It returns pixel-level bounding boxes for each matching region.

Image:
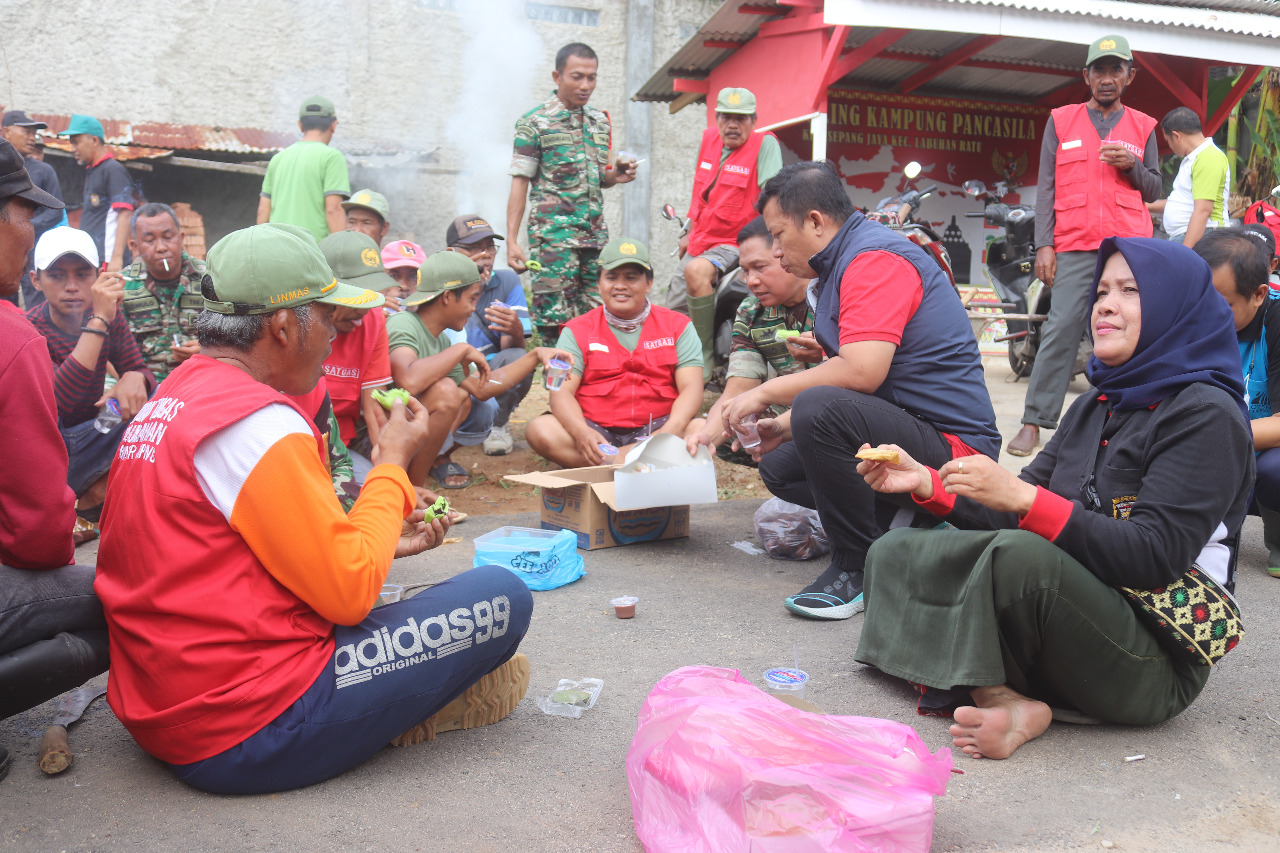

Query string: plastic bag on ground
[753,497,831,560]
[627,666,952,853]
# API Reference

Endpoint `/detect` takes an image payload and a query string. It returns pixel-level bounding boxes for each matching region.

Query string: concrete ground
[4,359,1279,852]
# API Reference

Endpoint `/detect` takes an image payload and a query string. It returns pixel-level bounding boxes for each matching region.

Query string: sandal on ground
[430,460,471,490]
[390,653,530,746]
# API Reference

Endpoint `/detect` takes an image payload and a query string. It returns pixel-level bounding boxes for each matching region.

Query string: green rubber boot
[688,293,716,383]
[1260,506,1280,578]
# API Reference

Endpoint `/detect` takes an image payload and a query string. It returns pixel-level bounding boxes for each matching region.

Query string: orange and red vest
[1051,102,1156,253]
[687,127,775,257]
[566,305,690,429]
[95,356,333,764]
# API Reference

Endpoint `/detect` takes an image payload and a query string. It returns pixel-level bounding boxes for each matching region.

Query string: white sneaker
[483,423,513,455]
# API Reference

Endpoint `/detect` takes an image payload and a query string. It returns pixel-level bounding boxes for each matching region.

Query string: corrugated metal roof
[33,113,295,154]
[636,0,1280,104]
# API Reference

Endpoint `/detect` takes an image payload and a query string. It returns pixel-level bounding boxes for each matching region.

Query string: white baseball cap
[34,226,100,271]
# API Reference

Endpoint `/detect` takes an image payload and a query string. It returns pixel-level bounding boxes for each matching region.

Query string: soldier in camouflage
[507,42,636,340]
[120,203,207,382]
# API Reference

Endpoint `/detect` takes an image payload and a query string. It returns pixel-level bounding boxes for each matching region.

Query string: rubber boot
[1260,506,1280,578]
[0,630,109,719]
[688,293,716,383]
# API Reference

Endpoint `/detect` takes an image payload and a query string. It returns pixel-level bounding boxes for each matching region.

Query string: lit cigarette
[507,305,529,313]
[1124,754,1145,762]
[162,258,170,272]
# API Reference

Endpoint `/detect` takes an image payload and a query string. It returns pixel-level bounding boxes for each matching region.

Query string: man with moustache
[670,88,782,379]
[1006,35,1162,457]
[119,202,208,382]
[507,42,637,341]
[1,110,65,308]
[57,114,134,272]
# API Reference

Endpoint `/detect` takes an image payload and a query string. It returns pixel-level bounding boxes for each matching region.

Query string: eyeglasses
[451,242,496,257]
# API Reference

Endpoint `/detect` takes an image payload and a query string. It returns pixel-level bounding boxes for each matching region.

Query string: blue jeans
[61,417,127,497]
[453,348,535,445]
[169,565,533,794]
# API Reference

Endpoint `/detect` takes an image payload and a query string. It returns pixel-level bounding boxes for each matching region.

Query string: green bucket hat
[341,188,390,222]
[1085,35,1132,67]
[203,223,380,315]
[319,230,399,297]
[715,87,757,116]
[599,237,651,272]
[402,250,483,307]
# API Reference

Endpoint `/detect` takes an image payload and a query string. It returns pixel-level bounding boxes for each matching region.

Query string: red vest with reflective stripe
[1051,103,1156,252]
[567,306,690,429]
[687,127,774,257]
[95,356,332,765]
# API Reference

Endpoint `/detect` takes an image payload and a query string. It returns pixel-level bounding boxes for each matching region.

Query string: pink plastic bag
[626,666,953,852]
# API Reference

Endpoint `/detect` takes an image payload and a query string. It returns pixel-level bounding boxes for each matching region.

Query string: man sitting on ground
[319,230,395,483]
[0,139,108,783]
[380,239,425,314]
[26,226,154,525]
[119,202,208,383]
[723,161,999,620]
[527,238,703,467]
[686,216,818,459]
[344,188,391,246]
[93,223,533,795]
[445,213,534,456]
[387,251,559,489]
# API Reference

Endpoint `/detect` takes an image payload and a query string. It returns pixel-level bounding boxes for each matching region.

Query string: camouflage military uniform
[119,252,207,382]
[729,296,816,416]
[313,391,360,512]
[509,91,612,333]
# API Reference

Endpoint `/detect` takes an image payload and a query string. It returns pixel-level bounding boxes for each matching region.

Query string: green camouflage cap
[299,95,336,120]
[1086,35,1132,66]
[715,87,757,116]
[599,237,651,271]
[402,250,483,307]
[341,188,390,222]
[203,223,380,315]
[319,230,399,297]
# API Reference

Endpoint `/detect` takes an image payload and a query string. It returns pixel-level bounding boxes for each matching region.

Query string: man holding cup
[526,238,704,467]
[1006,34,1161,457]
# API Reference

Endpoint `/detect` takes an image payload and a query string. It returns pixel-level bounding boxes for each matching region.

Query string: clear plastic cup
[611,596,639,618]
[378,583,403,606]
[544,357,572,391]
[732,413,761,449]
[599,443,618,457]
[763,667,809,700]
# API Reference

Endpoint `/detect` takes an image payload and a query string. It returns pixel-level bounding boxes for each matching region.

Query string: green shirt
[385,310,467,385]
[260,140,351,242]
[718,135,783,188]
[555,319,702,376]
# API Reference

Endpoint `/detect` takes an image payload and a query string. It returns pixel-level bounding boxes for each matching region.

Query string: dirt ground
[443,382,772,517]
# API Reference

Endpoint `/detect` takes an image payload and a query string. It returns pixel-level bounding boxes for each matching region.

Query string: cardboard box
[504,434,717,550]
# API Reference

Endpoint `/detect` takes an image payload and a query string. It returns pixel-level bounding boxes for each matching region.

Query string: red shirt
[837,251,923,347]
[0,303,75,568]
[322,309,391,443]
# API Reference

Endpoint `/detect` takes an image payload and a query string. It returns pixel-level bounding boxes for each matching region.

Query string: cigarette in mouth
[162,258,170,272]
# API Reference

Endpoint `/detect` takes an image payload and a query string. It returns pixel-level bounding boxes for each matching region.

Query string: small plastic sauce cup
[379,583,404,606]
[611,596,639,619]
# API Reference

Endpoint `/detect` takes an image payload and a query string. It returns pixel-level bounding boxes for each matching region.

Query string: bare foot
[949,685,1052,759]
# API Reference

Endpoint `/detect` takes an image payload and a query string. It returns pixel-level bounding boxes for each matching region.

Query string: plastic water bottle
[93,398,123,434]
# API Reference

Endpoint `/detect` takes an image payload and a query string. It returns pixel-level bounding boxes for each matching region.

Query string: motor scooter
[962,178,1089,379]
[660,203,750,384]
[870,161,957,292]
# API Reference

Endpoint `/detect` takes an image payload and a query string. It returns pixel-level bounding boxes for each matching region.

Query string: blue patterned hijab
[1085,237,1245,414]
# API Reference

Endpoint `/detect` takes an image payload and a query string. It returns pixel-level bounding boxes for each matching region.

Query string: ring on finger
[958,461,965,474]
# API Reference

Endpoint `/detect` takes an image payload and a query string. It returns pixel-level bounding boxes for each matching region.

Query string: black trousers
[759,386,954,574]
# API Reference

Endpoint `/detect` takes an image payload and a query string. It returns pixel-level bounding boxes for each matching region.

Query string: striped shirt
[26,303,154,427]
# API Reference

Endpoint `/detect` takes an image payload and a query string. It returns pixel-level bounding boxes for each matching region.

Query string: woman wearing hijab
[851,237,1253,761]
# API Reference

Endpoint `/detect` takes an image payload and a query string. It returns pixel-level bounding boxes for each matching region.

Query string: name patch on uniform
[541,132,574,146]
[592,133,610,146]
[699,161,714,170]
[723,164,750,176]
[643,338,675,349]
[1060,139,1082,150]
[589,342,610,352]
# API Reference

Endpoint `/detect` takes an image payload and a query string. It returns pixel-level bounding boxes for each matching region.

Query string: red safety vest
[687,127,774,257]
[95,356,333,765]
[1050,102,1156,253]
[567,306,690,429]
